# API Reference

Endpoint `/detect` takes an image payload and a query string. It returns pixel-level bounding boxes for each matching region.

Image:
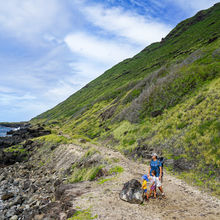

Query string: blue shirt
[150,160,162,177]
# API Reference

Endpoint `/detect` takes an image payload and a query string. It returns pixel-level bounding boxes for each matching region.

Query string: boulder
[1,192,14,201]
[119,179,144,204]
[10,215,18,220]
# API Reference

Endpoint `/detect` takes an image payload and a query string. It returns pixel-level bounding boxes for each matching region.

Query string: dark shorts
[144,189,147,193]
[151,185,156,191]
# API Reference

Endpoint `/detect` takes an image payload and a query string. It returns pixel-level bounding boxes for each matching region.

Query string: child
[142,174,149,200]
[148,170,157,198]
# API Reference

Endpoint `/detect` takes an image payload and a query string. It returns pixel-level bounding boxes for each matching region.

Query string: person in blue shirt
[148,152,165,197]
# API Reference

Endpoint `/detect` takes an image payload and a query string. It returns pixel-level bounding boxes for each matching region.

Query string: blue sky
[0,0,218,122]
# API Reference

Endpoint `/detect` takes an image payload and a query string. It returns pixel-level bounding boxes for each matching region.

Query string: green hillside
[32,3,220,195]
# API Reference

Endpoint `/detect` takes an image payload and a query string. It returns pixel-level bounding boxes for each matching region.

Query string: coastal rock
[12,196,24,206]
[0,125,51,150]
[10,215,18,220]
[5,207,17,218]
[1,192,14,201]
[119,179,144,204]
[22,180,31,191]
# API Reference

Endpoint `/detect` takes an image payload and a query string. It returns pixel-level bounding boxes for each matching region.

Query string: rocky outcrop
[0,125,51,166]
[0,125,51,149]
[119,179,144,204]
[0,161,78,220]
[0,122,28,128]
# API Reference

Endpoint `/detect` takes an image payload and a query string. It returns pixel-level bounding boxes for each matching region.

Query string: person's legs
[149,184,156,198]
[158,186,166,197]
[153,189,156,198]
[158,186,163,193]
[145,192,149,200]
[143,189,148,200]
[148,189,152,198]
[156,177,164,194]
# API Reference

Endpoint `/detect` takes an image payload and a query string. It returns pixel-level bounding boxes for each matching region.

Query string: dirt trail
[66,143,220,220]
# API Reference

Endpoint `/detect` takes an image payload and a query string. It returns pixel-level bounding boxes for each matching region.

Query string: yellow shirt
[142,180,147,190]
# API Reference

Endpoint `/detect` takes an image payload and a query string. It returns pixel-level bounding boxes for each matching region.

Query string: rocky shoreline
[0,124,95,219]
[0,159,78,220]
[0,124,75,219]
[0,124,50,150]
[0,124,51,166]
[0,123,28,129]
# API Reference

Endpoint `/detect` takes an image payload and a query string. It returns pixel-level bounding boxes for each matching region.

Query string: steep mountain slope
[32,3,220,195]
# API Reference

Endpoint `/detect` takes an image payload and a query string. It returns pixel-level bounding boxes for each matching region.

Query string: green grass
[109,166,124,175]
[98,177,113,184]
[83,147,100,159]
[97,166,124,184]
[3,144,29,162]
[68,165,104,183]
[67,148,105,183]
[3,144,27,153]
[34,134,70,144]
[68,209,97,220]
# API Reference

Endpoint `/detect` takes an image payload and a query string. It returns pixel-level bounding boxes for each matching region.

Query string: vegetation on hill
[31,3,220,196]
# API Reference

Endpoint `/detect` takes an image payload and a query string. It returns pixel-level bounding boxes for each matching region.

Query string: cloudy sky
[0,0,218,122]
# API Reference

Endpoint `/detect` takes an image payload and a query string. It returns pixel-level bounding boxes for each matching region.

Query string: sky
[0,0,218,122]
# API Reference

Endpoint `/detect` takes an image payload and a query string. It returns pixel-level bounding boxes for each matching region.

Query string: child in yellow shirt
[142,174,149,200]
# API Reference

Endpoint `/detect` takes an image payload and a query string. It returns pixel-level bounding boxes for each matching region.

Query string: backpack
[158,157,164,178]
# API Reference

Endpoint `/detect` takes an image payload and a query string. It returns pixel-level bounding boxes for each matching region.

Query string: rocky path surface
[0,142,219,220]
[70,143,220,220]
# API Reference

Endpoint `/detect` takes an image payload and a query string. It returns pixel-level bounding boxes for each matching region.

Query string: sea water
[0,126,14,137]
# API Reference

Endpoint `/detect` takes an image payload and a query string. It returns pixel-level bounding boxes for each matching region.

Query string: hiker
[148,152,165,197]
[148,170,157,198]
[142,174,149,200]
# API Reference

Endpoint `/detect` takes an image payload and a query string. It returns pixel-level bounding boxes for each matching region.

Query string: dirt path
[66,143,220,220]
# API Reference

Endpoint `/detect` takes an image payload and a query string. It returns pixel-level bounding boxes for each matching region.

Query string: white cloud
[44,80,76,103]
[69,60,107,78]
[0,0,69,42]
[0,85,15,93]
[0,93,36,106]
[80,3,171,45]
[64,32,137,64]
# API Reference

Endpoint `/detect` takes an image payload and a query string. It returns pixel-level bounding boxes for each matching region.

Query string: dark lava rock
[53,179,62,187]
[30,184,38,193]
[50,145,57,151]
[130,144,153,159]
[22,180,31,190]
[0,125,51,149]
[119,179,144,204]
[0,125,49,166]
[66,209,77,218]
[0,150,28,166]
[55,184,75,200]
[12,196,24,205]
[1,192,14,201]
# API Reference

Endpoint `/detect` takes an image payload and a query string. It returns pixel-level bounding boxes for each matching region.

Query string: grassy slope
[32,3,220,196]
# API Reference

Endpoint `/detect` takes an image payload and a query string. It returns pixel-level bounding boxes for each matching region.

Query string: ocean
[0,126,14,137]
